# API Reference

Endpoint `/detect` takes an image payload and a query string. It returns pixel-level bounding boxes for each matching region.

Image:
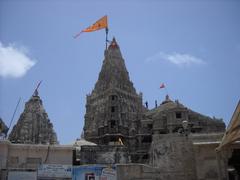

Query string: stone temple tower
[9,90,58,144]
[84,38,143,147]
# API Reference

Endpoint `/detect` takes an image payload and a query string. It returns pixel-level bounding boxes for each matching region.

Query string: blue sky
[0,0,239,144]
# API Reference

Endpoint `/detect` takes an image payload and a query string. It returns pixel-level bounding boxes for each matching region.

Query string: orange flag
[74,16,108,38]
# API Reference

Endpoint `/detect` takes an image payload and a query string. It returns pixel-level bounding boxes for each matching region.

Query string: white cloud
[0,42,36,78]
[146,51,205,67]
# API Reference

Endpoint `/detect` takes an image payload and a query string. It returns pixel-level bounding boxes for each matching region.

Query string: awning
[216,100,240,151]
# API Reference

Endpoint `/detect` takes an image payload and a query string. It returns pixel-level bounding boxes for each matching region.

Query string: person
[145,101,148,109]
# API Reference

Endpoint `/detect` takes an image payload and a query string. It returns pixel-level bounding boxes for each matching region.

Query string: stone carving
[82,37,225,166]
[154,144,169,157]
[0,118,8,137]
[84,38,143,150]
[145,95,225,135]
[8,91,58,144]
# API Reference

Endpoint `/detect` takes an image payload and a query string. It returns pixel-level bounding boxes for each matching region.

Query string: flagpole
[165,86,169,96]
[105,27,109,50]
[160,83,169,97]
[7,97,21,137]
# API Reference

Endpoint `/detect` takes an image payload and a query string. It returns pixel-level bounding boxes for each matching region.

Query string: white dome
[73,138,97,147]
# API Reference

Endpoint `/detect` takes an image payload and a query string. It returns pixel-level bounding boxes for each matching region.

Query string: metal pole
[105,27,109,50]
[7,97,21,137]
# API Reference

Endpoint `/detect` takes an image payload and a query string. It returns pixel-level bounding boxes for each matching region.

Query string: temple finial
[33,81,42,97]
[109,37,119,48]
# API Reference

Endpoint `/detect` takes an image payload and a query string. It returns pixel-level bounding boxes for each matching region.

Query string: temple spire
[93,37,136,94]
[33,81,42,97]
[108,37,119,49]
[84,37,143,145]
[9,90,58,144]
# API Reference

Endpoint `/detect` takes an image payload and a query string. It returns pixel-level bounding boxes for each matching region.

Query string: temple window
[111,95,117,101]
[141,136,152,143]
[111,120,116,128]
[176,112,182,119]
[147,124,153,129]
[111,106,115,112]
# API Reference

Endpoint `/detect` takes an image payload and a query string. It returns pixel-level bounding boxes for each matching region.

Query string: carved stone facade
[9,91,58,145]
[0,118,8,137]
[83,38,226,165]
[84,38,143,153]
[146,95,225,135]
[80,145,129,165]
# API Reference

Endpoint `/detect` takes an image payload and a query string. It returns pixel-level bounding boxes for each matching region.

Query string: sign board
[101,167,116,180]
[38,164,72,178]
[72,165,116,180]
[8,171,37,180]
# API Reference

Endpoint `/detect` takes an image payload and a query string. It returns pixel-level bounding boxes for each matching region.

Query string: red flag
[160,83,165,89]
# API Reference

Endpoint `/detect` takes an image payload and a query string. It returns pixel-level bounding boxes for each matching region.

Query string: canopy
[216,100,240,151]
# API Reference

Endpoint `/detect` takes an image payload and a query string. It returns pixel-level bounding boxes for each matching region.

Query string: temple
[82,38,225,165]
[0,118,8,138]
[8,90,58,145]
[84,38,143,153]
[1,38,238,180]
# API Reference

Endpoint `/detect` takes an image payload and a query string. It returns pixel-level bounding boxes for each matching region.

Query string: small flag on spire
[160,83,165,89]
[74,15,108,39]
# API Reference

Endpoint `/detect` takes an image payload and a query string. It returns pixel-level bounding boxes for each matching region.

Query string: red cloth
[160,83,165,88]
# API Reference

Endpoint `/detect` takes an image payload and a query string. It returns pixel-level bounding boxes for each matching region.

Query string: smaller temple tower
[9,89,58,144]
[0,118,8,138]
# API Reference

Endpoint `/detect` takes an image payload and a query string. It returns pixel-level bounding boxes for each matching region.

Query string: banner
[38,164,72,178]
[72,165,116,180]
